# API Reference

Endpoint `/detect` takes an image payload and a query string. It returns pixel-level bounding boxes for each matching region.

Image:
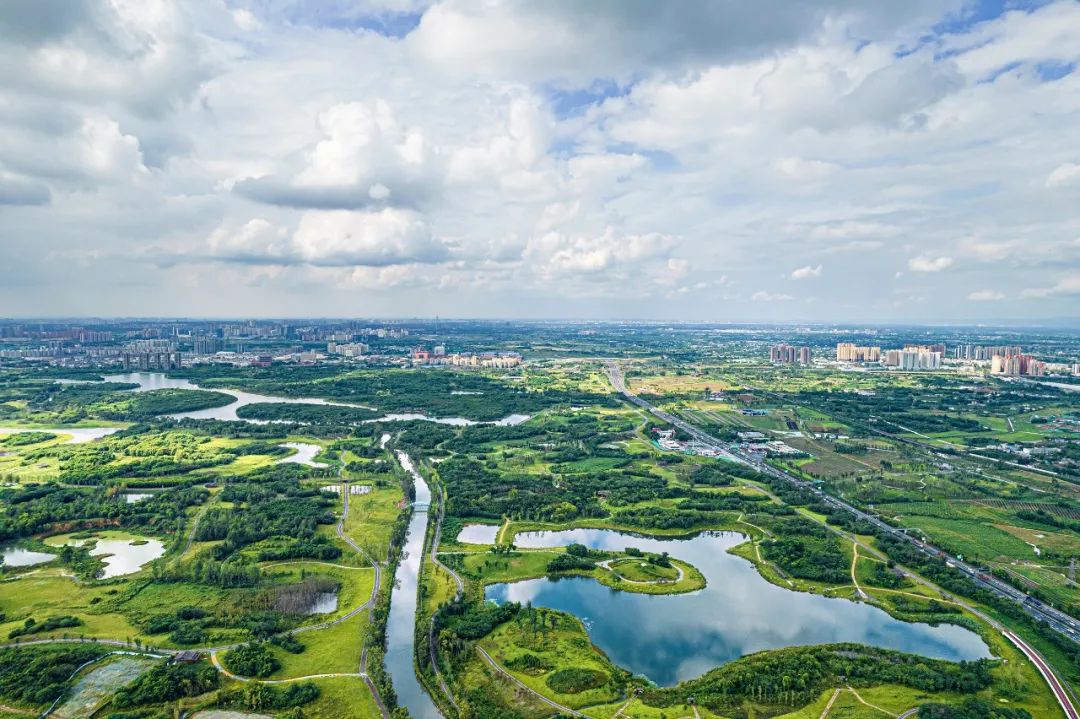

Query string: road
[1005,631,1080,719]
[604,361,1080,719]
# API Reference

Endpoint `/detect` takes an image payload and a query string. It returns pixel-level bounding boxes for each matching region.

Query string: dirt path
[851,543,868,600]
[819,689,842,719]
[476,647,585,718]
[846,687,897,717]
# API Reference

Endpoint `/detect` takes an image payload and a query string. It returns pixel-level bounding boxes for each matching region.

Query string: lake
[486,528,991,687]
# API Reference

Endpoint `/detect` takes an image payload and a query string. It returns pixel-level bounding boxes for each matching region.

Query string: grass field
[268,611,369,678]
[479,608,625,710]
[342,485,403,562]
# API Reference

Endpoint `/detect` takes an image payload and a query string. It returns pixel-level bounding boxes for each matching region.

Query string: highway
[604,361,1080,719]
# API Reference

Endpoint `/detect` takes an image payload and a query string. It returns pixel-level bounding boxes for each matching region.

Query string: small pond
[276,442,327,467]
[1,545,56,567]
[456,523,500,544]
[306,592,339,615]
[48,534,166,579]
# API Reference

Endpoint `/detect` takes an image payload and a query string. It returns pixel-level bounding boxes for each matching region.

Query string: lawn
[268,610,369,679]
[478,607,625,710]
[303,676,380,719]
[342,485,404,562]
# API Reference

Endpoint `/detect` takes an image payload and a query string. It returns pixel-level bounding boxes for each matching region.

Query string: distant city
[770,342,1079,377]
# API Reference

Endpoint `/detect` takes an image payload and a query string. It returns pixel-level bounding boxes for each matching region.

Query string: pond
[306,592,339,615]
[456,523,500,544]
[0,545,56,567]
[48,534,166,579]
[276,442,327,467]
[486,528,991,687]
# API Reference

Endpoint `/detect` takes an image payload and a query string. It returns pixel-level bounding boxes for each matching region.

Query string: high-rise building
[770,344,812,365]
[192,336,221,355]
[836,343,881,363]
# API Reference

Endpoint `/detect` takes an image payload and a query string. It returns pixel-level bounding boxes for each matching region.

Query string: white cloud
[908,255,954,273]
[790,264,823,280]
[1020,275,1080,299]
[967,289,1005,301]
[1046,162,1080,189]
[235,100,439,209]
[751,291,794,302]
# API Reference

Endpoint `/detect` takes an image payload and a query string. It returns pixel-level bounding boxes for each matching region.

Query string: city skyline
[1,1,1079,321]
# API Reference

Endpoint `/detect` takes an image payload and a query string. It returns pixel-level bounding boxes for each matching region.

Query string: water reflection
[385,451,441,719]
[0,545,56,567]
[456,524,499,544]
[276,442,327,467]
[487,528,990,687]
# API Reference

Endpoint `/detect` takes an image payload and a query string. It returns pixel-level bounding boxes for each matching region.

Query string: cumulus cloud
[908,255,954,273]
[525,227,678,278]
[201,209,449,268]
[967,289,1005,301]
[235,100,439,210]
[790,264,822,280]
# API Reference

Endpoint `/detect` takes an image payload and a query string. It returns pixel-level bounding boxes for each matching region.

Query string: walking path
[475,646,585,718]
[818,689,842,719]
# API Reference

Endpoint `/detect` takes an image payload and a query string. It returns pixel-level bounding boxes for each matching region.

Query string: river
[385,451,442,719]
[102,372,530,426]
[487,528,991,687]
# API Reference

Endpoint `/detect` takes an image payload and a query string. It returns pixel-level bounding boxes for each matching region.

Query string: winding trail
[475,646,585,718]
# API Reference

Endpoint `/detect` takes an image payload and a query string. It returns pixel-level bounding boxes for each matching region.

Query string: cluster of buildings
[831,341,1057,377]
[953,344,1023,360]
[836,343,882,362]
[121,350,182,371]
[990,353,1046,376]
[410,346,522,368]
[327,342,370,358]
[769,343,813,365]
[883,345,943,370]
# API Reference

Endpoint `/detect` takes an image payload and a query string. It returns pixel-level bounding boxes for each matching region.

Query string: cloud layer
[1,0,1078,320]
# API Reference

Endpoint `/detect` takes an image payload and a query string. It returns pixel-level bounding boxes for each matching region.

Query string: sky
[1,0,1079,322]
